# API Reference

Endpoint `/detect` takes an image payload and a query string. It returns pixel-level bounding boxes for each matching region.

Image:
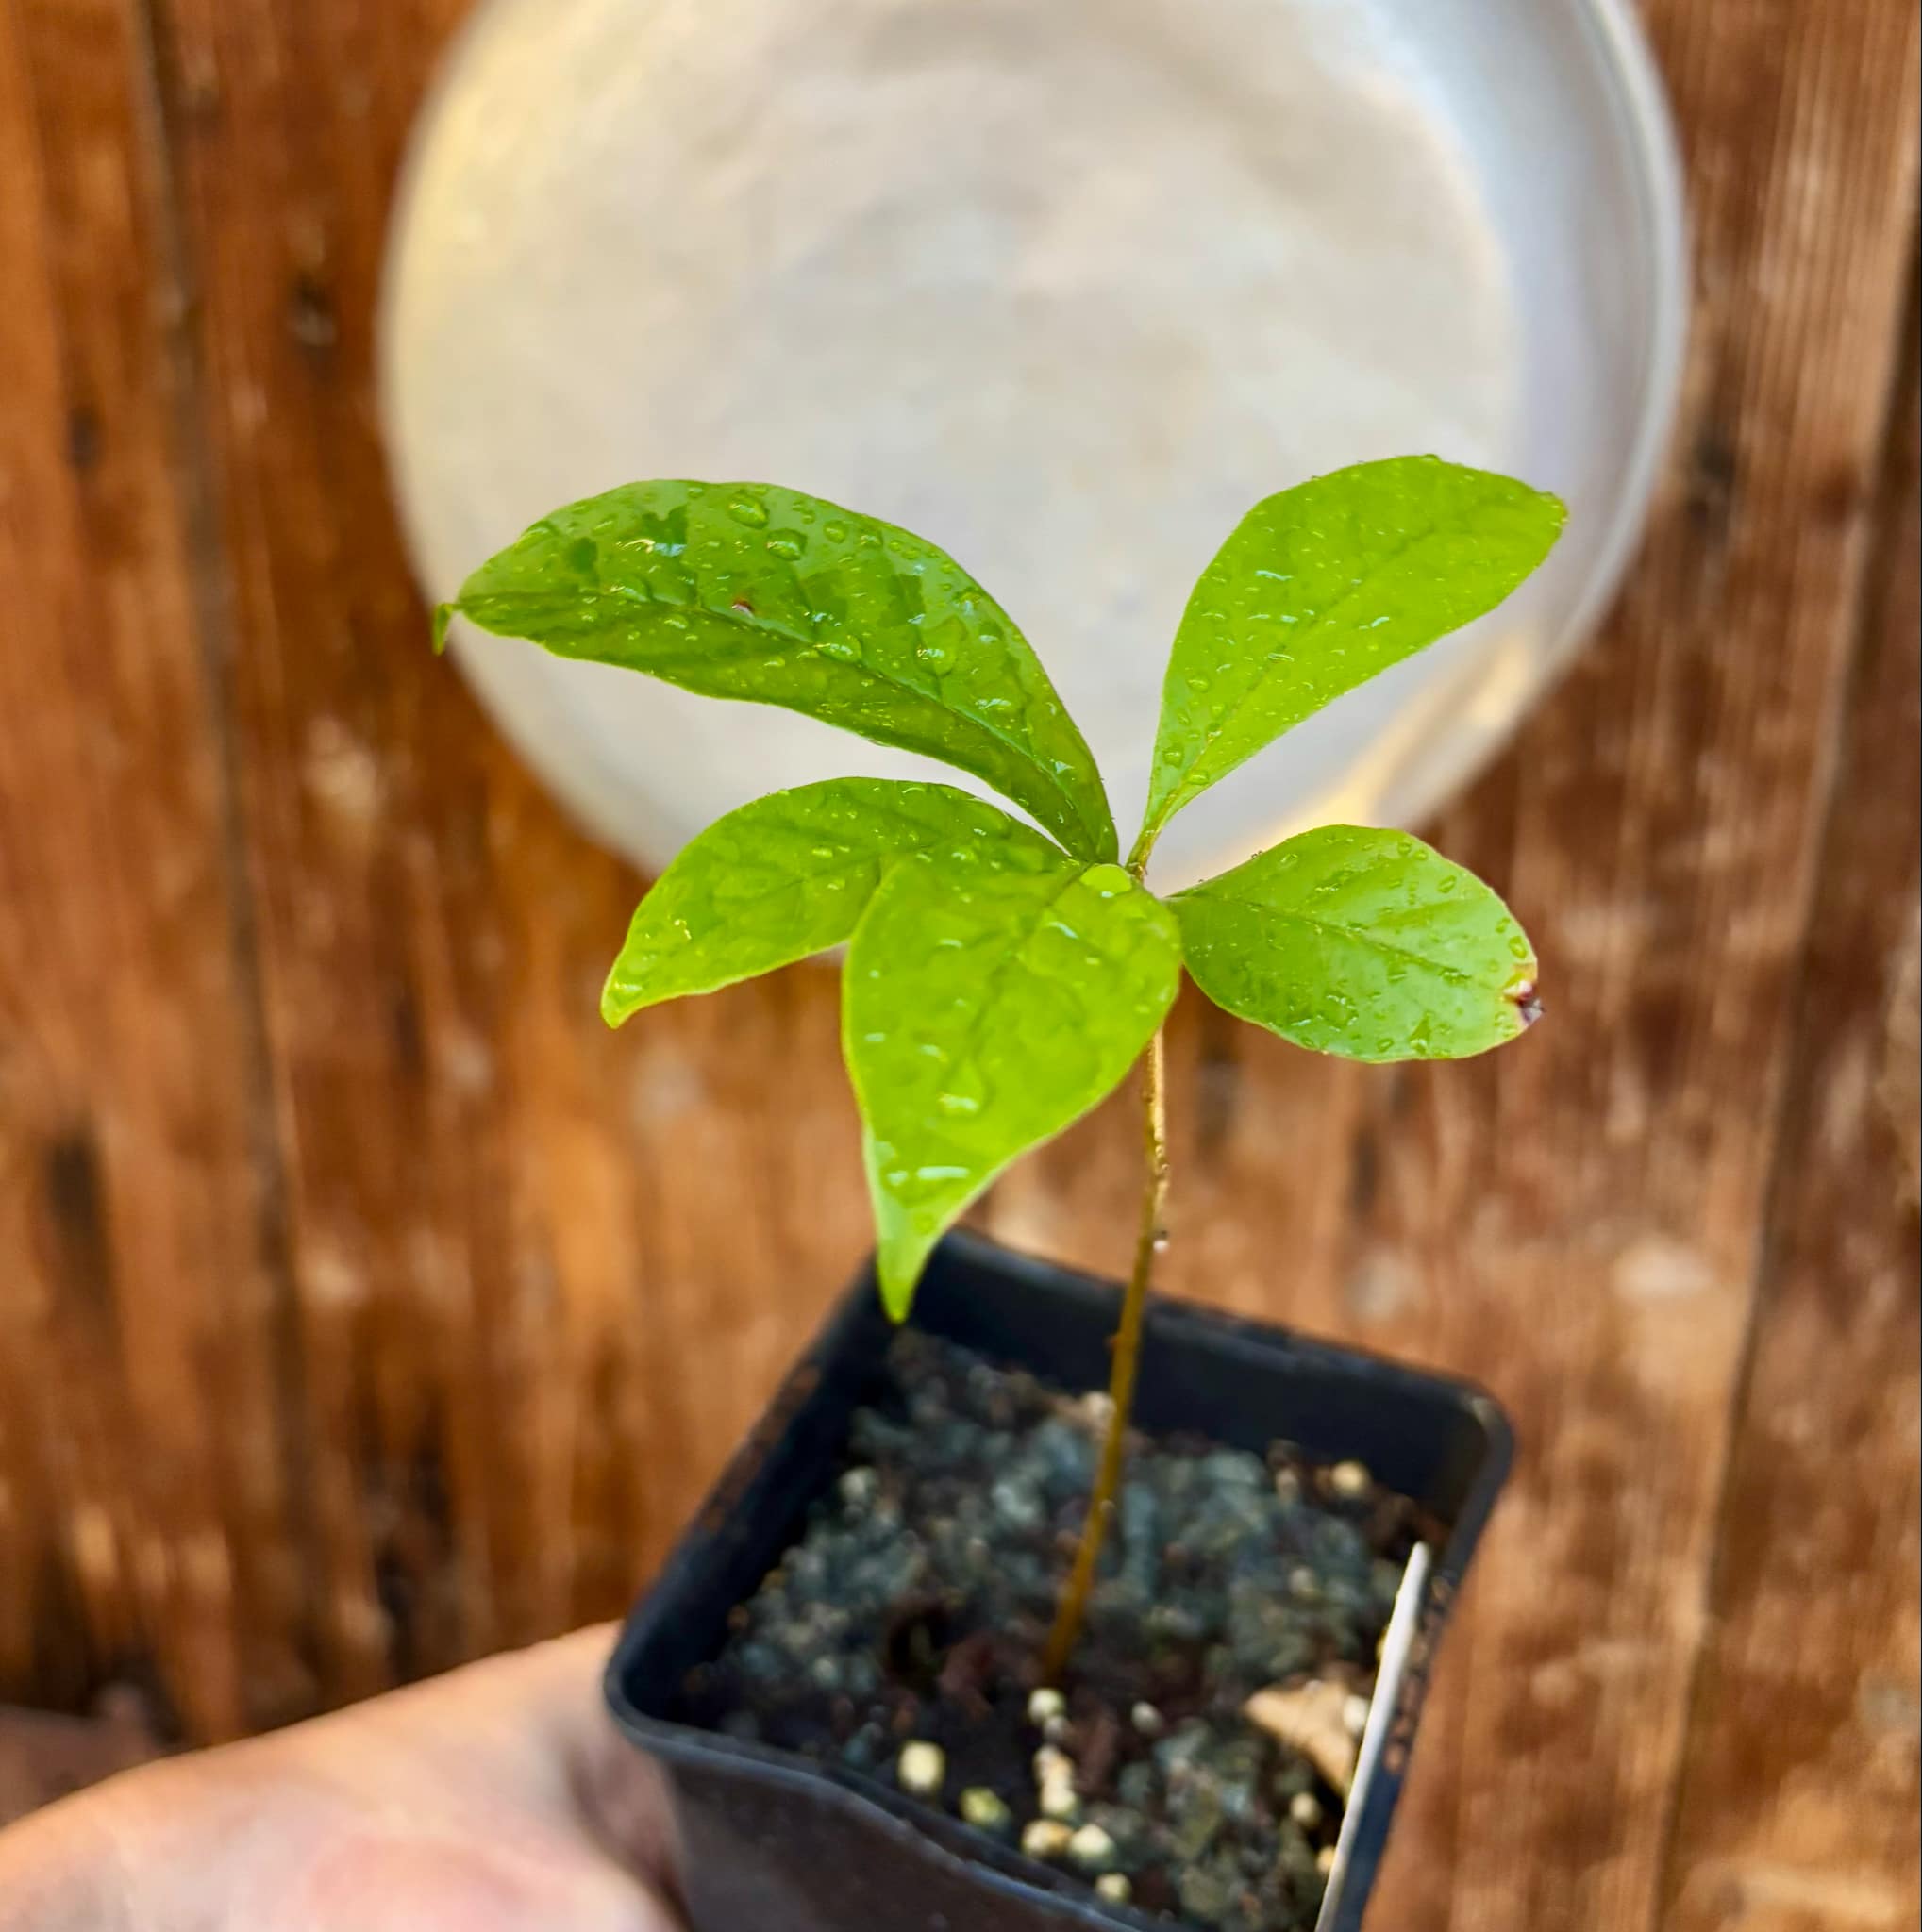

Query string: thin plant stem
[1043,1022,1169,1682]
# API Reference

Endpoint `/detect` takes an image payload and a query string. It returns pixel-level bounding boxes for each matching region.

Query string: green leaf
[601,778,1057,1024]
[451,480,1116,860]
[1139,458,1565,848]
[1173,824,1540,1062]
[844,853,1180,1317]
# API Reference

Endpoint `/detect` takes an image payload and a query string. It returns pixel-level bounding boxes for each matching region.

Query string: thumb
[378,1624,683,1899]
[520,1627,685,1897]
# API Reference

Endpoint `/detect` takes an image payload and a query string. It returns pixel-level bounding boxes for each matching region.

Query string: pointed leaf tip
[430,602,457,655]
[877,1245,923,1324]
[846,852,1180,1321]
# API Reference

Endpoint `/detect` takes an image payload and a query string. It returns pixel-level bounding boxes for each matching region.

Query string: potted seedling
[439,457,1563,1932]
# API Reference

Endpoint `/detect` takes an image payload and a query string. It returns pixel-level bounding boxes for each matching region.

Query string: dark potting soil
[680,1331,1428,1932]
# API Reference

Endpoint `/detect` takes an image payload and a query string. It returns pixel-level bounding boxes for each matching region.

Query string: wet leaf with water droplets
[1173,824,1539,1062]
[601,779,1050,1024]
[1139,458,1565,846]
[448,480,1114,858]
[845,854,1180,1317]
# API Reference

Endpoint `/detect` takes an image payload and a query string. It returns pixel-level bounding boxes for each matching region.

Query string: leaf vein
[1174,512,1461,798]
[1189,894,1489,991]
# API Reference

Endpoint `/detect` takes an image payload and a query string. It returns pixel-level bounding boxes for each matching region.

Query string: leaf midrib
[854,861,1093,1154]
[1155,509,1475,820]
[618,857,881,978]
[627,814,1033,966]
[465,583,1106,854]
[1185,890,1496,992]
[662,598,1100,851]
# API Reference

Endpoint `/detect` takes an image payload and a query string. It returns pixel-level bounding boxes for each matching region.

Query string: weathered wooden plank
[997,2,1922,1926]
[0,0,309,1739]
[145,0,876,1712]
[1659,286,1919,1932]
[1372,0,1919,1912]
[0,37,1912,1932]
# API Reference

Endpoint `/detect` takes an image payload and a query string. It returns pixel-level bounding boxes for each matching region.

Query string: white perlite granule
[393,0,1517,880]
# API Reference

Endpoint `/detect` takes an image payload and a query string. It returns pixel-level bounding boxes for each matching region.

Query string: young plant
[442,457,1563,1677]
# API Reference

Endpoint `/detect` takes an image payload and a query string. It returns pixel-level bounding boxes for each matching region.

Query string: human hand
[0,1628,683,1932]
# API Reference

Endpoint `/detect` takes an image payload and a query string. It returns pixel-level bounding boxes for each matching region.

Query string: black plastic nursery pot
[607,1232,1512,1932]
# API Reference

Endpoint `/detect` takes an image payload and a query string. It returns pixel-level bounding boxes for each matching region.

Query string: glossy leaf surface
[451,480,1115,859]
[601,778,1045,1024]
[845,854,1180,1315]
[1174,824,1539,1061]
[1140,457,1565,846]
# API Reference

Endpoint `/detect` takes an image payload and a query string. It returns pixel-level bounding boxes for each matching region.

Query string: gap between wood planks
[1654,241,1922,1928]
[0,9,1912,1922]
[124,0,326,1731]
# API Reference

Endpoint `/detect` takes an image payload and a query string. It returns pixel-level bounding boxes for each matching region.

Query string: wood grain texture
[0,0,1914,1925]
[0,0,308,1741]
[1659,284,1920,1932]
[141,0,876,1713]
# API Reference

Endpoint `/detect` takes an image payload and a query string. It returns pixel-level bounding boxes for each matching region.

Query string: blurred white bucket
[380,0,1685,890]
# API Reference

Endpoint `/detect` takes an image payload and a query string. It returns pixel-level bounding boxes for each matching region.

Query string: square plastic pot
[607,1232,1512,1932]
